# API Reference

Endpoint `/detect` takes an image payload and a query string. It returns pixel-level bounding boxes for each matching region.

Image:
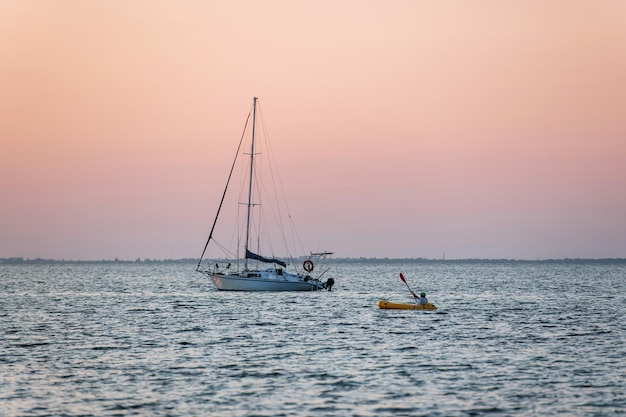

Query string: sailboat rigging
[196,97,335,291]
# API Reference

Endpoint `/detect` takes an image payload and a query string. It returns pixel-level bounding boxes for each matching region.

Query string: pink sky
[1,1,625,260]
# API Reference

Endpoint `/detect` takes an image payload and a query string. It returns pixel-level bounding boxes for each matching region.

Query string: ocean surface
[1,260,625,416]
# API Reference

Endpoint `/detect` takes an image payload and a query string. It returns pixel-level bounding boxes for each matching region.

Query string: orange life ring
[303,260,314,272]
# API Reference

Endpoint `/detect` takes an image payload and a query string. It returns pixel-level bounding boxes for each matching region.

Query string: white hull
[208,270,324,291]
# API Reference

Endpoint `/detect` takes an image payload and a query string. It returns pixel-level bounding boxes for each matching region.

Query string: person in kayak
[417,292,428,305]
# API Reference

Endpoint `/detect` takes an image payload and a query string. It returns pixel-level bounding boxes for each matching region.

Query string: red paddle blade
[399,273,406,283]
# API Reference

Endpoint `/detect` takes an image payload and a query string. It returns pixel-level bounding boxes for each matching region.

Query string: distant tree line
[2,257,625,265]
[0,257,200,265]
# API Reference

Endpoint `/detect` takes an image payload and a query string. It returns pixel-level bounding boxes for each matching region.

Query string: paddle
[399,272,420,305]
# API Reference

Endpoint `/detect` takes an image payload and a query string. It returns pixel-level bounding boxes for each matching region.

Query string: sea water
[1,260,625,416]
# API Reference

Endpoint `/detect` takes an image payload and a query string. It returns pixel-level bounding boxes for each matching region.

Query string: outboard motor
[324,278,335,291]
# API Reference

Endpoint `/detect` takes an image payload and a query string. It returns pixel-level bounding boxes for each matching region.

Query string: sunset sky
[1,1,625,260]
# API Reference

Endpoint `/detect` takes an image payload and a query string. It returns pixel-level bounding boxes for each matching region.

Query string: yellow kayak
[377,300,437,310]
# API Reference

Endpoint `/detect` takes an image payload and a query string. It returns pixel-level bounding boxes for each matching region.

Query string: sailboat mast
[244,97,258,270]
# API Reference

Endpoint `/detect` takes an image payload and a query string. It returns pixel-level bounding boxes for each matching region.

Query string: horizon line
[2,256,626,264]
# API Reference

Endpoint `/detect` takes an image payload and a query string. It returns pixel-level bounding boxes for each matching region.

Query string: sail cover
[245,249,287,267]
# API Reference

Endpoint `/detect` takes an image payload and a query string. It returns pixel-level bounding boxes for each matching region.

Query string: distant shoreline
[2,257,625,265]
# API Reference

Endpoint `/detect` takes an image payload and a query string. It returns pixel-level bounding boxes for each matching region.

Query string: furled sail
[245,249,287,268]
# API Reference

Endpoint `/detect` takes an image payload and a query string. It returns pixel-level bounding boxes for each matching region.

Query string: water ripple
[1,262,625,416]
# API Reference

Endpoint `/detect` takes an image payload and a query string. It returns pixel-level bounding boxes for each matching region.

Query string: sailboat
[196,97,335,291]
